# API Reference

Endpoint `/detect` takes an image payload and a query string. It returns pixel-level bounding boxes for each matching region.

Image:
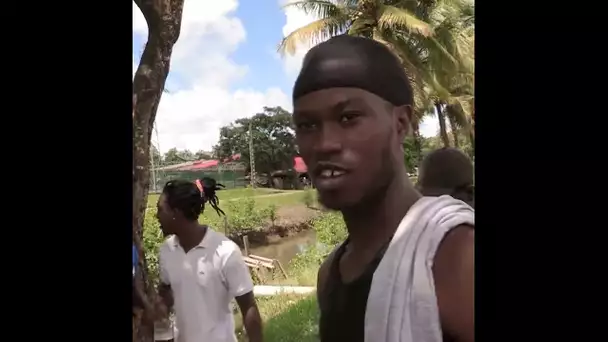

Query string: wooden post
[274,260,288,279]
[243,235,250,256]
[249,120,256,188]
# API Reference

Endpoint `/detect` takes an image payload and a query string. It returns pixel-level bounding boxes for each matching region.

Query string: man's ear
[393,104,413,142]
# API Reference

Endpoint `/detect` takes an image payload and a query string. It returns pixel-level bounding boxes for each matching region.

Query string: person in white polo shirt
[155,179,262,342]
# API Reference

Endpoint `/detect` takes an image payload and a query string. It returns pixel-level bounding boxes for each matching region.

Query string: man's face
[293,87,407,210]
[156,194,175,236]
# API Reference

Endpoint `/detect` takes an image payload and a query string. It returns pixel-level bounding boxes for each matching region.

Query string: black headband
[293,35,413,107]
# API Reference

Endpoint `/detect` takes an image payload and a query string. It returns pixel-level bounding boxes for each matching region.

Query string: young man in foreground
[292,35,474,342]
[156,180,262,342]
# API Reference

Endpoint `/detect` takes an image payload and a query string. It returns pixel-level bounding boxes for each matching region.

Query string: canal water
[247,229,317,267]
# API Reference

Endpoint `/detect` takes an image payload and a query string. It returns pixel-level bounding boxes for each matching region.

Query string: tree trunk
[447,113,460,148]
[132,0,184,342]
[410,115,423,165]
[435,102,450,147]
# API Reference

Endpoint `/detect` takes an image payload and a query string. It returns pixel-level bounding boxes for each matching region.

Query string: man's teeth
[320,169,345,177]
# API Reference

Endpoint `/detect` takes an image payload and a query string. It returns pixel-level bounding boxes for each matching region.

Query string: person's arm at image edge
[434,225,475,342]
[223,246,263,342]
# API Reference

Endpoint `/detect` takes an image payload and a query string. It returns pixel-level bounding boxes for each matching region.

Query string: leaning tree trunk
[132,0,184,342]
[410,115,423,165]
[447,113,460,148]
[435,102,450,147]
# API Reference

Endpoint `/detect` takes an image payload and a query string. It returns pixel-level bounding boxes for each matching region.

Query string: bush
[286,211,347,285]
[262,204,278,227]
[288,246,325,285]
[301,189,314,208]
[225,197,265,235]
[142,209,165,286]
[312,211,347,247]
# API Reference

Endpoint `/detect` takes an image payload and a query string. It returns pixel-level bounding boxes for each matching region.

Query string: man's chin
[318,191,357,211]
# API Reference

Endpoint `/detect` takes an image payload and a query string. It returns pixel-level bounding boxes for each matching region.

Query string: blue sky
[132,0,438,153]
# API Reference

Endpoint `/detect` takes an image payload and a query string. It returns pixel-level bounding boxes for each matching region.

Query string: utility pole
[249,120,256,188]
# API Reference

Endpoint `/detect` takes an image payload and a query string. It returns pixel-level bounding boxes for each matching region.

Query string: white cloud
[133,0,290,154]
[419,116,440,138]
[280,0,319,79]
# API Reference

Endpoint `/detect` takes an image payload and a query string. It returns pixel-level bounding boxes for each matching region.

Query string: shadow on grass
[263,295,320,342]
[237,295,319,342]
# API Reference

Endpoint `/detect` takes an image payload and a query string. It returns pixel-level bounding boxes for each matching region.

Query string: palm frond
[377,5,433,37]
[283,0,350,19]
[278,16,350,55]
[445,96,474,138]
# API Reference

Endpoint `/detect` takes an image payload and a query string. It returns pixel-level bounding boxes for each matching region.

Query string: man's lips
[313,162,350,191]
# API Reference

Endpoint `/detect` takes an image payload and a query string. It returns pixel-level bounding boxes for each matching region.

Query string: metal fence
[149,169,248,193]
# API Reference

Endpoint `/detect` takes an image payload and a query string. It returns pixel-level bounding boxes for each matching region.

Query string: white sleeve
[159,247,171,285]
[222,245,254,298]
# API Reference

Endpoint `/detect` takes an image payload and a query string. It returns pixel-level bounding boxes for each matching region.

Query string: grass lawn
[146,188,308,229]
[236,294,320,342]
[147,187,287,208]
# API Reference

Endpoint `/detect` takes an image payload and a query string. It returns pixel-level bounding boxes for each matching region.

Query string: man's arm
[235,292,263,342]
[433,224,475,342]
[223,246,262,342]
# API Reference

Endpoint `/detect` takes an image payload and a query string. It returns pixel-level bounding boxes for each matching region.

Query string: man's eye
[296,122,316,130]
[340,112,360,123]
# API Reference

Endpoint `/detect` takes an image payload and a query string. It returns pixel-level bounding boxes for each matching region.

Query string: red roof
[173,154,241,171]
[169,154,307,173]
[182,159,219,170]
[294,157,307,173]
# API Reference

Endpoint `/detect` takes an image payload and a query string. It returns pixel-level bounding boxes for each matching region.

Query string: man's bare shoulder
[435,224,474,265]
[433,224,474,342]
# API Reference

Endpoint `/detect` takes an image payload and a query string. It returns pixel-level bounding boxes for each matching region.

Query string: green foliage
[288,246,325,285]
[301,189,314,208]
[403,135,422,172]
[142,209,165,286]
[312,211,347,247]
[261,295,320,342]
[163,147,195,165]
[288,211,347,285]
[225,197,265,234]
[262,204,278,227]
[213,106,297,175]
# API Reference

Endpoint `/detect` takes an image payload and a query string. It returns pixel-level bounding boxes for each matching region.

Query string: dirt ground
[276,204,320,225]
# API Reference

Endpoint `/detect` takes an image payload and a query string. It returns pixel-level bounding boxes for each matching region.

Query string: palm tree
[413,0,475,147]
[278,0,435,145]
[278,0,474,152]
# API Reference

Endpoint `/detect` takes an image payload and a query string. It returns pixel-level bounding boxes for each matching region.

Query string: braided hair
[162,178,226,221]
[196,177,226,217]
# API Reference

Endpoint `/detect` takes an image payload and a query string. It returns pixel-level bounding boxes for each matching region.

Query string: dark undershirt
[318,239,454,342]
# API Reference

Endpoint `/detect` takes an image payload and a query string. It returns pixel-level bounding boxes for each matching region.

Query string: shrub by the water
[287,211,347,285]
[312,211,347,247]
[301,189,314,208]
[225,197,265,235]
[262,204,278,227]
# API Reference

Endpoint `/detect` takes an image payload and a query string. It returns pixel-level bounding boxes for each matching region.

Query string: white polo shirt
[159,229,254,342]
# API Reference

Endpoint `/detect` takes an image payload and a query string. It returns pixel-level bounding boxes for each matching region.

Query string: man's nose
[314,123,342,155]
